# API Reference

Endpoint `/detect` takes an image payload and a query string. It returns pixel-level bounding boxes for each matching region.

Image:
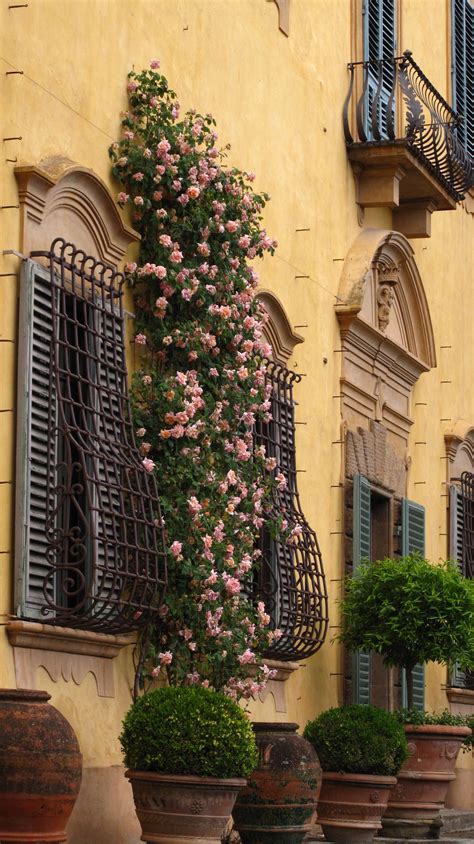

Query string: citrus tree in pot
[303,705,408,844]
[121,686,257,843]
[339,554,474,839]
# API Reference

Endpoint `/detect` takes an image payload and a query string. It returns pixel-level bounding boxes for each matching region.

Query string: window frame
[14,245,166,634]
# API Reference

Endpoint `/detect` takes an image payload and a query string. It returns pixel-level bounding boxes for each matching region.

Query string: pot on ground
[232,722,322,844]
[381,724,472,840]
[317,771,397,844]
[0,688,82,843]
[127,770,246,843]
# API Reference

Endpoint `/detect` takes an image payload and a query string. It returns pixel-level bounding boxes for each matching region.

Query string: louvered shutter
[452,0,474,157]
[92,299,127,615]
[449,485,467,687]
[401,498,426,710]
[363,0,397,137]
[15,262,57,619]
[352,474,371,705]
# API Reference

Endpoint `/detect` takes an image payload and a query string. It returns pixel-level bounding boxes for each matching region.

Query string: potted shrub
[303,705,407,844]
[121,685,257,843]
[339,554,474,839]
[384,708,473,840]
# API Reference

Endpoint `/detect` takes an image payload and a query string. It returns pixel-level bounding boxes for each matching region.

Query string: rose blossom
[142,457,155,472]
[134,333,147,345]
[170,541,183,558]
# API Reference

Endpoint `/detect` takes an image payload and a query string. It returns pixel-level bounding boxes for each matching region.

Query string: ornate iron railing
[254,361,328,661]
[29,238,167,632]
[343,50,474,201]
[461,471,474,579]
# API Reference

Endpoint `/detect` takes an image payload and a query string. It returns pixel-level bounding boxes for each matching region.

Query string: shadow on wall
[66,767,141,844]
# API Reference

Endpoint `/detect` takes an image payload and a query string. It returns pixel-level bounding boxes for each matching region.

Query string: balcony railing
[343,50,474,202]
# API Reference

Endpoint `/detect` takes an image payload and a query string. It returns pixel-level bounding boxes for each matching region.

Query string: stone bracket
[258,659,300,712]
[7,621,135,698]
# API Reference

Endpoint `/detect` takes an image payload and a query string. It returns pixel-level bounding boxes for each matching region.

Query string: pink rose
[117,192,129,204]
[150,59,160,69]
[142,457,155,473]
[134,333,147,345]
[170,541,183,558]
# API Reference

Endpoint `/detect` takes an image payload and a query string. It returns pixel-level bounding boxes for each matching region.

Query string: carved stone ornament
[15,157,139,267]
[375,259,400,333]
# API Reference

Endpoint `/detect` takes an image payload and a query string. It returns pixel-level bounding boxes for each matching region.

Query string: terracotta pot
[382,724,472,840]
[126,770,246,843]
[317,771,397,844]
[0,688,82,843]
[232,721,322,844]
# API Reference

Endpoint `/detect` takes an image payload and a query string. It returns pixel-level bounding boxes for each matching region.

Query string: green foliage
[339,555,474,674]
[394,708,473,753]
[120,686,258,778]
[303,705,408,776]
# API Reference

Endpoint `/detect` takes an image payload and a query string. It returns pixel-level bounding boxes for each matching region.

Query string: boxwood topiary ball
[303,704,408,776]
[120,685,258,779]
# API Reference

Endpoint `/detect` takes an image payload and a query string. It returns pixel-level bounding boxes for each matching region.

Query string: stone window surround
[7,157,140,697]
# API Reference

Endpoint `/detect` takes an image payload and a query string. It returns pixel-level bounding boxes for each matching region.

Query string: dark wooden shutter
[363,0,397,137]
[15,262,57,619]
[452,0,474,157]
[449,485,467,687]
[401,498,426,710]
[352,474,371,704]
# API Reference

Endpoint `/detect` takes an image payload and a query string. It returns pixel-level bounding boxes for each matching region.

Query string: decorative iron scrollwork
[461,470,474,579]
[254,361,328,661]
[30,238,167,632]
[343,50,474,201]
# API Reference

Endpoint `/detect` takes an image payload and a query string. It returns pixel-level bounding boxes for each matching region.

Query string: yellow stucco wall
[0,0,472,824]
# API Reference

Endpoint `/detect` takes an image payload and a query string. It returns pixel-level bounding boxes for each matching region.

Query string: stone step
[308,836,474,843]
[440,811,474,834]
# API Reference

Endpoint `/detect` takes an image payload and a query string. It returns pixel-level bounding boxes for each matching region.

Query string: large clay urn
[127,770,246,843]
[232,722,322,844]
[0,689,82,843]
[317,771,397,844]
[382,724,472,839]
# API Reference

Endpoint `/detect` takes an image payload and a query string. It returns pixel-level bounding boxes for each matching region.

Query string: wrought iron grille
[28,238,167,632]
[343,50,474,201]
[461,470,474,579]
[254,361,328,661]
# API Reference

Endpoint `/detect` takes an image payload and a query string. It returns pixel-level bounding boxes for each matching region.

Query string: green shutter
[449,485,467,687]
[353,475,371,705]
[15,262,58,619]
[401,498,426,710]
[452,0,474,157]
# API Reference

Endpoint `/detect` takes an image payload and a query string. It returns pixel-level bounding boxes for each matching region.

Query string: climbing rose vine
[110,62,291,699]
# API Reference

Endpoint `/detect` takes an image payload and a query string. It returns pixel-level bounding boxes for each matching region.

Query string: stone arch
[256,289,304,364]
[445,425,474,481]
[15,156,139,266]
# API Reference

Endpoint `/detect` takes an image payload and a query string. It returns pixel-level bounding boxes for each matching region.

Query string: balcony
[343,51,474,237]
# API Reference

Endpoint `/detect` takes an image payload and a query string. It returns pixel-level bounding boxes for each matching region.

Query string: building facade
[0,1,473,840]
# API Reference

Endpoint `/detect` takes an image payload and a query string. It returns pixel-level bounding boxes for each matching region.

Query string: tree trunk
[406,665,414,710]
